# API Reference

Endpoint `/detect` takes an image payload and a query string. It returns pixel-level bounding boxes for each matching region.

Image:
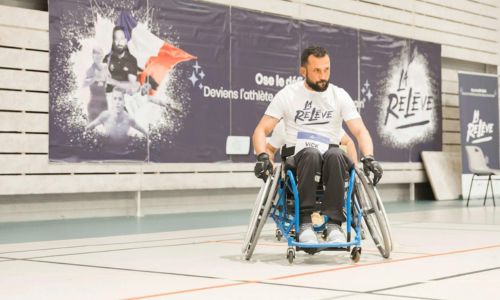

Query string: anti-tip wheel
[275,228,283,241]
[350,247,361,263]
[287,247,295,264]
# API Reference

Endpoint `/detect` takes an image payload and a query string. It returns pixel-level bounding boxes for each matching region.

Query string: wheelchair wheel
[242,165,282,260]
[354,168,392,258]
[373,186,393,251]
[349,195,367,240]
[372,185,394,251]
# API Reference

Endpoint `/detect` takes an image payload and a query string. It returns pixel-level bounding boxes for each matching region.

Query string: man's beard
[112,45,126,55]
[305,76,329,92]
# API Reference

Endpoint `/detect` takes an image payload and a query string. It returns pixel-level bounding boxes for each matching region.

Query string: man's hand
[361,155,383,185]
[140,82,152,96]
[254,153,273,182]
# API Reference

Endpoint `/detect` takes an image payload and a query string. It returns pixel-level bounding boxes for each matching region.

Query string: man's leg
[294,147,322,224]
[322,147,354,225]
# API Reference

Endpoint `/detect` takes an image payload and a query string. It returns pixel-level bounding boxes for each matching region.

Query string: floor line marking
[270,243,500,280]
[123,243,500,299]
[0,230,252,255]
[211,240,430,255]
[16,240,225,259]
[431,266,500,281]
[18,258,231,280]
[256,281,441,300]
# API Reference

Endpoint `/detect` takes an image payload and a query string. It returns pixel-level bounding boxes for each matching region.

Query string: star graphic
[193,61,201,73]
[199,70,205,79]
[189,72,198,86]
[363,80,370,89]
[366,90,372,101]
[198,82,204,89]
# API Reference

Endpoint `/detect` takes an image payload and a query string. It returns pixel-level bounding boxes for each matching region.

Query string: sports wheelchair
[242,157,393,264]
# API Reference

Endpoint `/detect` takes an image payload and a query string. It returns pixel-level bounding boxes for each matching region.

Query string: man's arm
[345,118,373,157]
[340,133,358,163]
[252,115,279,155]
[265,143,278,162]
[82,67,96,87]
[129,118,148,137]
[86,112,107,130]
[106,75,140,95]
[345,118,384,185]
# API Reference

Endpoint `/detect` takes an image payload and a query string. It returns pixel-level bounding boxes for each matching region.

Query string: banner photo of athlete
[458,72,499,199]
[360,31,442,162]
[49,0,228,162]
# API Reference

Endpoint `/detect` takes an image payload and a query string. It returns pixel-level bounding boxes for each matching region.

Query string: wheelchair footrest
[296,246,349,253]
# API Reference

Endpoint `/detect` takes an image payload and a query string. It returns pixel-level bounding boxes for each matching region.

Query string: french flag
[116,11,197,95]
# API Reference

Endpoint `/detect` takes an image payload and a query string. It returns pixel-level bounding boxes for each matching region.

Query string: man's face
[301,55,330,92]
[113,30,127,54]
[112,91,125,112]
[92,49,103,65]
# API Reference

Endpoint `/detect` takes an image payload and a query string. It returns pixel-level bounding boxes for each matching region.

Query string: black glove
[254,153,273,182]
[361,155,383,185]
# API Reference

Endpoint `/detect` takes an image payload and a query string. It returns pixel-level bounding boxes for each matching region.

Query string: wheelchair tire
[242,165,282,260]
[373,186,394,251]
[354,168,392,258]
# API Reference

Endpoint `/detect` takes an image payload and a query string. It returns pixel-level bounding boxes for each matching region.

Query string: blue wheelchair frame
[270,167,363,254]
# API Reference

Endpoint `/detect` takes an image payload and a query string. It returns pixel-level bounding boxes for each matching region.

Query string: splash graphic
[51,1,195,160]
[377,45,438,148]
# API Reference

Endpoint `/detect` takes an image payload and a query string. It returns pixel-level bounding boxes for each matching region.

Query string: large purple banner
[458,72,499,198]
[360,31,442,162]
[49,0,441,163]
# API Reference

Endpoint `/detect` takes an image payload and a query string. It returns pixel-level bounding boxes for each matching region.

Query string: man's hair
[112,26,126,40]
[112,86,125,95]
[301,46,329,66]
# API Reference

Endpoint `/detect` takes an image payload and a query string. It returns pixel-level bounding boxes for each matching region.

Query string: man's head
[111,26,128,55]
[111,88,125,112]
[300,46,330,92]
[92,46,104,65]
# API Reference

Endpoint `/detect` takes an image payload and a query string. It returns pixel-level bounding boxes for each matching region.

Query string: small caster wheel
[350,247,361,263]
[287,247,295,264]
[275,228,283,241]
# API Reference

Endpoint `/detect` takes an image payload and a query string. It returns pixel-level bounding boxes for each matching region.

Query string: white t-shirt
[265,81,359,146]
[269,120,346,149]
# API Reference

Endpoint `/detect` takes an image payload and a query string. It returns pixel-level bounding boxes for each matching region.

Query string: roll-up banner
[49,0,442,163]
[458,72,499,199]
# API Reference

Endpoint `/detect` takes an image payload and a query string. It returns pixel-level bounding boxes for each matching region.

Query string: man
[103,26,140,97]
[83,46,108,122]
[252,46,383,244]
[86,88,148,153]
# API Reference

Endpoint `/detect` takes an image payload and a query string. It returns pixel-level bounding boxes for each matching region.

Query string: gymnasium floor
[0,200,499,300]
